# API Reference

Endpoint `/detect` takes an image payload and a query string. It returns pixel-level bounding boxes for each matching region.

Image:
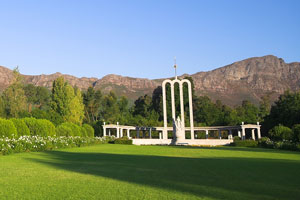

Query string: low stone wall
[132,139,233,146]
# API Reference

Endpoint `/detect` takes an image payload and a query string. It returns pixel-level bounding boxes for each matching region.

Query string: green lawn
[1,144,300,200]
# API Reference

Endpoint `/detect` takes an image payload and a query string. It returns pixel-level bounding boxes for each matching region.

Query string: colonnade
[102,122,134,138]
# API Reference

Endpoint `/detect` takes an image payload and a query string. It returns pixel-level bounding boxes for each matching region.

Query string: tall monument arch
[162,73,194,140]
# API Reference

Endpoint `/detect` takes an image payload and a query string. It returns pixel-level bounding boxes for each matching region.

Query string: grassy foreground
[0,144,300,200]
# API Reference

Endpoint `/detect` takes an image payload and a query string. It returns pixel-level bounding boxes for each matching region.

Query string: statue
[172,116,185,144]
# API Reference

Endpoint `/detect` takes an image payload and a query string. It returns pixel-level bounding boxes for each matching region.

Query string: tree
[268,125,293,141]
[235,100,259,124]
[24,84,50,112]
[263,91,300,133]
[2,68,27,117]
[83,87,102,123]
[50,77,84,125]
[67,88,85,125]
[101,91,120,123]
[258,94,271,121]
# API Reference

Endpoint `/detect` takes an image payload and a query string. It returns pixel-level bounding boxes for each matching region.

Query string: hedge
[232,140,258,147]
[23,118,56,137]
[59,122,81,136]
[0,118,17,138]
[56,124,73,137]
[83,124,94,137]
[80,126,87,137]
[10,118,30,137]
[114,137,133,145]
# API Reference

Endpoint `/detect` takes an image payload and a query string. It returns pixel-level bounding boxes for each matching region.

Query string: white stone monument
[162,60,194,142]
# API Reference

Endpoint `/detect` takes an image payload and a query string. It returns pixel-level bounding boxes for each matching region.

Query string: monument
[162,59,194,142]
[102,59,262,145]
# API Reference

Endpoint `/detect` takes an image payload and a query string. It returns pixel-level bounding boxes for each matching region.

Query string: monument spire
[174,56,177,79]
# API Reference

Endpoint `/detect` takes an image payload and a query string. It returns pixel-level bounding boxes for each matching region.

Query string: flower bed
[0,136,109,155]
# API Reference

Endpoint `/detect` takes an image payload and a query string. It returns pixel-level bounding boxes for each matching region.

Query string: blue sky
[0,0,299,79]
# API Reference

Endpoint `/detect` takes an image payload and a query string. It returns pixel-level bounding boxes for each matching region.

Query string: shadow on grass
[170,145,300,155]
[29,150,300,200]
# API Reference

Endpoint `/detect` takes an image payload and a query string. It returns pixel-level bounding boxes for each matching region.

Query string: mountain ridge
[1,55,300,106]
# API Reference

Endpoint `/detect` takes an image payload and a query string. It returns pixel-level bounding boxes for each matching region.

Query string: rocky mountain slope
[0,55,299,106]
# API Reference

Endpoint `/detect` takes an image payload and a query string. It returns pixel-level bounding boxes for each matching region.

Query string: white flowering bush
[0,136,110,155]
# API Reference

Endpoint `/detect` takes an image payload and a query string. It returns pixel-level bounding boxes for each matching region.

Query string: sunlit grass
[0,144,299,200]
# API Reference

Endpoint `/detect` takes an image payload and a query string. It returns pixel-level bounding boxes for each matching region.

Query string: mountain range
[1,55,299,106]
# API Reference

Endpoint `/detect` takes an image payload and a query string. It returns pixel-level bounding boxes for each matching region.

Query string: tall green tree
[263,91,300,132]
[68,88,85,125]
[24,84,50,112]
[50,77,84,125]
[2,68,27,117]
[83,87,102,123]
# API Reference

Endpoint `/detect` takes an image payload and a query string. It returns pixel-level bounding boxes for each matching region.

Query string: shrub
[114,137,133,145]
[268,125,293,141]
[233,140,258,147]
[233,136,241,142]
[292,124,300,142]
[10,118,30,137]
[0,118,17,138]
[23,118,56,137]
[59,122,81,136]
[80,126,87,137]
[258,137,273,148]
[56,124,73,137]
[83,124,94,137]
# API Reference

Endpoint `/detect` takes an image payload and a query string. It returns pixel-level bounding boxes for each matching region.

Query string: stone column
[257,127,261,139]
[238,130,241,138]
[242,127,246,140]
[251,129,256,140]
[103,122,106,137]
[206,130,209,139]
[182,80,194,140]
[159,132,162,139]
[179,82,185,127]
[120,128,123,138]
[162,80,169,140]
[149,128,152,139]
[117,128,120,138]
[170,83,176,121]
[127,129,130,138]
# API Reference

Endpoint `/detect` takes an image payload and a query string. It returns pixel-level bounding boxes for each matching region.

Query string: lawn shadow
[28,150,300,200]
[170,145,300,155]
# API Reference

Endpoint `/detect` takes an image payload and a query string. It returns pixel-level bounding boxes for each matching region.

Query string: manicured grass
[1,144,300,200]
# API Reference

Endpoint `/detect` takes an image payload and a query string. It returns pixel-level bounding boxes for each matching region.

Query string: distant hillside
[0,55,299,106]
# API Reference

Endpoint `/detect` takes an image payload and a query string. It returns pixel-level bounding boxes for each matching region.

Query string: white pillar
[170,83,176,121]
[109,129,111,136]
[179,82,185,127]
[162,80,170,140]
[205,130,209,139]
[238,130,241,138]
[257,127,261,139]
[103,127,106,137]
[117,128,120,138]
[149,128,152,139]
[127,129,130,138]
[120,128,123,138]
[251,129,255,140]
[242,128,246,140]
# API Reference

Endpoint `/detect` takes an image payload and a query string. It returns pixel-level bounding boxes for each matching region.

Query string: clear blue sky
[0,0,299,79]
